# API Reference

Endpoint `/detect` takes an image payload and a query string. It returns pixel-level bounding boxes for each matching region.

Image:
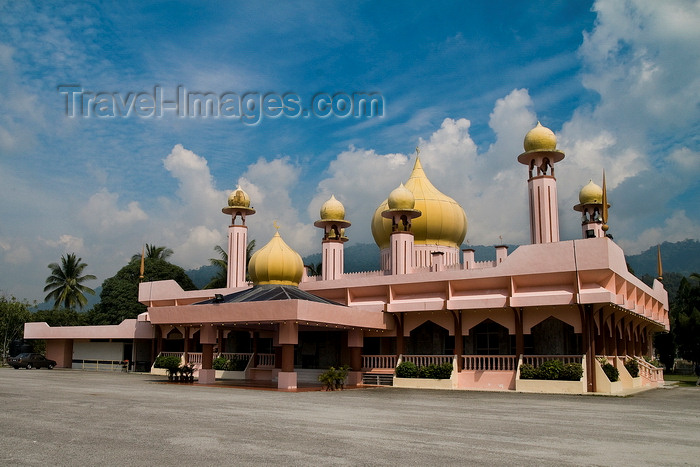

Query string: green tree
[30,307,82,327]
[304,262,322,276]
[84,257,196,325]
[672,274,700,365]
[204,240,256,288]
[131,244,174,262]
[43,253,96,310]
[204,245,228,289]
[0,295,32,361]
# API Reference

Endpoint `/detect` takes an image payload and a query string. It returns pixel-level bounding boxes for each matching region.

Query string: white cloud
[237,157,317,256]
[44,234,85,253]
[80,189,148,233]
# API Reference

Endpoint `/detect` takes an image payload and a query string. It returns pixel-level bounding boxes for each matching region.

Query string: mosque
[25,122,669,393]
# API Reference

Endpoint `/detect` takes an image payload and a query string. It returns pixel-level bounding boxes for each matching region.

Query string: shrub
[624,359,639,378]
[318,365,350,390]
[602,362,619,382]
[154,355,182,381]
[227,358,249,371]
[519,363,537,379]
[417,364,435,379]
[212,356,228,370]
[154,355,181,371]
[519,360,582,381]
[537,359,564,380]
[395,361,418,378]
[433,362,453,379]
[560,363,584,381]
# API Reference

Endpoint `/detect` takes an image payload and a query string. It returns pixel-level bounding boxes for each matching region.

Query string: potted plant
[179,364,195,383]
[154,355,182,382]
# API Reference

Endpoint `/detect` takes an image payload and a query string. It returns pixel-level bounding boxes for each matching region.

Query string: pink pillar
[347,329,364,386]
[277,322,298,389]
[227,224,249,288]
[390,231,414,275]
[198,324,217,384]
[322,240,344,281]
[527,175,560,244]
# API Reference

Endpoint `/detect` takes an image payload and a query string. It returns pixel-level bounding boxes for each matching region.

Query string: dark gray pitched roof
[195,284,344,306]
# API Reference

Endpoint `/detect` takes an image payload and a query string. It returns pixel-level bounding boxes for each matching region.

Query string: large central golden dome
[371,158,467,249]
[248,231,304,286]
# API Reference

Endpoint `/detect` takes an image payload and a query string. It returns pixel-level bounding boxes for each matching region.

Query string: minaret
[313,195,350,281]
[573,180,609,239]
[381,183,421,275]
[517,122,565,244]
[221,186,255,288]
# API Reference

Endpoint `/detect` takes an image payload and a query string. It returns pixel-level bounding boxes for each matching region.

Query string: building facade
[26,122,668,393]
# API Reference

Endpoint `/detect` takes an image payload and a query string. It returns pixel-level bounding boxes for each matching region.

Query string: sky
[1,0,699,303]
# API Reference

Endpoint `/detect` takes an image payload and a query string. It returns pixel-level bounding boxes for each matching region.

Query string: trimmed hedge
[212,356,249,371]
[519,360,583,381]
[396,361,453,379]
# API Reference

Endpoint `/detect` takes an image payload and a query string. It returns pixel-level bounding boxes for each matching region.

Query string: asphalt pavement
[1,368,698,466]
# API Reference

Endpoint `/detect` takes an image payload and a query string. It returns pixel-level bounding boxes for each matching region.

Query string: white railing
[187,352,202,365]
[522,355,583,367]
[220,352,253,361]
[635,357,664,382]
[462,355,517,371]
[257,353,275,367]
[403,355,453,367]
[362,355,397,370]
[160,352,183,359]
[74,359,127,372]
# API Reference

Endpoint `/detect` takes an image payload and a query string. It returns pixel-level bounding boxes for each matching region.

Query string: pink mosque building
[25,122,669,393]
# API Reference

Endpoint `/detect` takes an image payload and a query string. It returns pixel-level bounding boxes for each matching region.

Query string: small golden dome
[228,186,251,208]
[579,180,603,205]
[248,232,304,286]
[320,194,345,220]
[524,122,557,152]
[371,158,467,249]
[387,183,415,210]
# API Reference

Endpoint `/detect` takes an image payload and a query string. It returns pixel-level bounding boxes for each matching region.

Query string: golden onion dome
[579,180,603,205]
[248,231,304,286]
[320,194,345,220]
[387,183,415,210]
[523,121,557,152]
[371,158,467,249]
[228,186,251,208]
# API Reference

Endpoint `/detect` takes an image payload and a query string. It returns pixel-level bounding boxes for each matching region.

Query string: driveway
[1,368,698,466]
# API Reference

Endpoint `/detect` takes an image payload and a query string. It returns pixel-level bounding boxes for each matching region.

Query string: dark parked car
[7,353,56,369]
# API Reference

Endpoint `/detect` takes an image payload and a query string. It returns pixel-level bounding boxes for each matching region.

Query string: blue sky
[1,1,699,303]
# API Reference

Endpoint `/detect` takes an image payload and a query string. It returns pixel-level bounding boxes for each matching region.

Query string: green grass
[664,374,698,387]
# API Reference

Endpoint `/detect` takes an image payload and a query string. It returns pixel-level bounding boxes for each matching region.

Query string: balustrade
[361,355,397,370]
[402,355,453,367]
[462,355,517,371]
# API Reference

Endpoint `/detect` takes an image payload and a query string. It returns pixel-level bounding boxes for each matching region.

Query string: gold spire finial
[139,244,145,281]
[273,220,280,231]
[416,146,420,156]
[601,170,609,233]
[657,244,663,282]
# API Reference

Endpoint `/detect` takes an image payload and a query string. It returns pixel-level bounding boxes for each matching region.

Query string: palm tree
[131,244,174,262]
[204,240,256,289]
[44,253,97,310]
[304,262,322,276]
[204,245,228,289]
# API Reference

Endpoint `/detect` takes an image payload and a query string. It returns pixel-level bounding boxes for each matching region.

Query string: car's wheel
[13,366,19,369]
[25,363,32,369]
[47,364,54,370]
